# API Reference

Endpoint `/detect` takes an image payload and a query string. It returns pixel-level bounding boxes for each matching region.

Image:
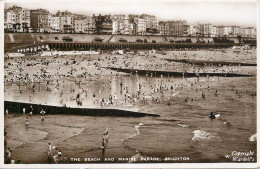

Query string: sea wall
[4,33,256,52]
[5,33,256,44]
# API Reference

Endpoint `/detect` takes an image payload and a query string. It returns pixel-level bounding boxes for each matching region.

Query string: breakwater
[4,101,159,117]
[107,68,253,77]
[164,59,257,66]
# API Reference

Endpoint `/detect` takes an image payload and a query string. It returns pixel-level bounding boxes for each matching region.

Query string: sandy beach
[4,48,257,163]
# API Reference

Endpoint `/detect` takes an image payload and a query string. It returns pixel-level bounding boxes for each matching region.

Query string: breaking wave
[192,130,219,141]
[249,133,257,142]
[121,123,146,161]
[122,123,143,142]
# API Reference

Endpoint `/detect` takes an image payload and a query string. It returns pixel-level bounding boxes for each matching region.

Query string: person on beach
[101,138,105,155]
[23,107,26,114]
[6,147,11,159]
[114,93,117,105]
[202,92,205,99]
[29,106,33,115]
[93,92,96,104]
[135,125,140,134]
[32,83,35,89]
[48,143,52,157]
[25,116,29,127]
[120,82,123,91]
[40,109,46,121]
[5,148,12,164]
[105,127,109,141]
[54,150,62,163]
[10,158,15,164]
[109,95,113,105]
[58,150,62,159]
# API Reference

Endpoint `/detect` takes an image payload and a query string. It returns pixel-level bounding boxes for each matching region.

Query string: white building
[243,27,256,37]
[112,15,133,35]
[4,10,17,29]
[223,26,233,37]
[18,8,31,27]
[141,14,158,29]
[4,6,31,32]
[233,26,242,37]
[211,26,217,37]
[198,24,213,37]
[49,15,60,31]
[187,25,198,36]
[59,15,73,32]
[112,21,118,34]
[140,14,159,35]
[137,18,146,35]
[84,16,95,34]
[74,19,85,33]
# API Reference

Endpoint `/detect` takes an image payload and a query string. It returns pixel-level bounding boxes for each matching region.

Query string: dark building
[159,21,170,35]
[93,14,112,34]
[168,20,188,36]
[30,9,49,32]
[129,15,139,35]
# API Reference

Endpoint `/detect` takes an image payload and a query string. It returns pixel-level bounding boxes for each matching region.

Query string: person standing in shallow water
[114,93,117,105]
[40,109,46,121]
[47,143,52,163]
[101,137,105,155]
[29,106,33,115]
[120,82,123,92]
[105,127,109,141]
[93,92,96,104]
[25,116,29,127]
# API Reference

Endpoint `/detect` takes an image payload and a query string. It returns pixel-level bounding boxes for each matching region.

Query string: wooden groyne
[4,101,160,117]
[164,59,257,66]
[108,67,253,77]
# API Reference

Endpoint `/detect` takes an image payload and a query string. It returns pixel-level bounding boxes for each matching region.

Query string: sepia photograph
[2,0,258,166]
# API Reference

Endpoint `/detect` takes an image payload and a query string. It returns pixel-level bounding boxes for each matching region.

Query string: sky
[4,0,258,27]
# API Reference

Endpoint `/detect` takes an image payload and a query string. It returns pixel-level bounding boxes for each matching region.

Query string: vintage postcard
[1,0,258,168]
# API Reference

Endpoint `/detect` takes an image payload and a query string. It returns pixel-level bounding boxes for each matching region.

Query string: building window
[55,37,59,40]
[39,36,43,40]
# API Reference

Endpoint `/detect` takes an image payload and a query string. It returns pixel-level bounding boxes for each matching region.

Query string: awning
[119,38,127,42]
[94,37,103,41]
[136,39,143,42]
[62,36,73,40]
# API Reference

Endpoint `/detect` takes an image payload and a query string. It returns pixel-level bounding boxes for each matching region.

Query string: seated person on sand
[53,150,62,163]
